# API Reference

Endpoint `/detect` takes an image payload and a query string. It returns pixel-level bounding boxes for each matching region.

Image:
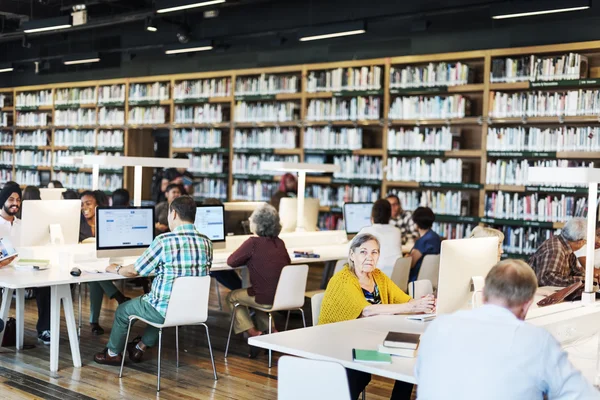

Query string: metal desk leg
[78,283,82,338]
[320,260,336,289]
[0,288,14,346]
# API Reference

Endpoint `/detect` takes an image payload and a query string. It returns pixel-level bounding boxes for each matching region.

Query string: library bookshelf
[4,40,600,256]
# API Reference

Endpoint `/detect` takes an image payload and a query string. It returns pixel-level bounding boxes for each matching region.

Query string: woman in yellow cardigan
[319,233,435,400]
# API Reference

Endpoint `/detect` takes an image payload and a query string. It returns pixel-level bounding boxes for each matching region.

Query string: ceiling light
[0,63,13,73]
[156,0,225,14]
[177,25,191,43]
[22,15,72,34]
[64,52,100,65]
[165,41,213,55]
[146,18,158,32]
[491,0,589,19]
[299,21,366,42]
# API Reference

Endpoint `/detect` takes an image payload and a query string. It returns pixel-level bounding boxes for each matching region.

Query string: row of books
[0,95,6,108]
[16,112,50,127]
[172,128,223,149]
[15,150,51,166]
[0,170,11,185]
[388,127,454,151]
[433,222,474,240]
[490,53,586,83]
[231,180,277,201]
[174,78,231,99]
[333,155,383,180]
[0,113,7,127]
[174,105,224,124]
[497,226,558,256]
[16,170,42,186]
[489,90,600,118]
[0,151,12,165]
[16,91,52,107]
[306,97,381,121]
[386,157,463,183]
[15,131,49,146]
[389,95,468,120]
[387,189,467,217]
[54,109,96,126]
[189,154,225,174]
[485,191,587,223]
[0,132,11,145]
[306,67,383,93]
[487,126,600,152]
[55,88,96,105]
[233,128,297,149]
[485,159,593,186]
[98,130,125,148]
[53,150,93,168]
[98,108,125,126]
[235,74,299,95]
[304,127,362,150]
[318,213,344,231]
[98,84,126,104]
[232,154,299,175]
[96,152,124,171]
[128,107,166,125]
[193,178,228,200]
[129,83,169,102]
[390,62,470,88]
[234,102,299,122]
[306,185,380,207]
[54,129,95,148]
[51,171,123,191]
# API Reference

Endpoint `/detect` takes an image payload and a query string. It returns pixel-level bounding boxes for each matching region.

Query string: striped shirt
[134,223,213,317]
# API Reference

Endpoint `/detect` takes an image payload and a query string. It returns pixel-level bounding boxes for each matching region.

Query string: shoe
[126,336,144,363]
[38,330,50,345]
[90,323,105,336]
[94,348,123,366]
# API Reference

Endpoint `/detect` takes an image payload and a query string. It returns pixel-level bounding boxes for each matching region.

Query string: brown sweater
[227,236,291,305]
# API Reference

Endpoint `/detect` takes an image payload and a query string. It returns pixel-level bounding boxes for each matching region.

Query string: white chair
[118,276,217,392]
[278,356,351,400]
[305,258,347,298]
[417,254,441,290]
[311,292,325,326]
[390,257,411,292]
[225,264,309,368]
[408,280,434,299]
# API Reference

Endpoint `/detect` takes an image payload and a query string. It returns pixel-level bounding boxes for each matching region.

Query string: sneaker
[38,330,50,345]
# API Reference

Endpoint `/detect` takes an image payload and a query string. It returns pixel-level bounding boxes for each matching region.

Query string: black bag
[1,317,15,347]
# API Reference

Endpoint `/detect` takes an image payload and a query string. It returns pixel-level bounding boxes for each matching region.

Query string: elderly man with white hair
[528,217,600,287]
[415,259,600,400]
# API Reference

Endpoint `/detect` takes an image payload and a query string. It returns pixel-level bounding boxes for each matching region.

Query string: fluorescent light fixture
[165,41,213,55]
[146,17,157,32]
[0,66,13,73]
[22,15,72,33]
[147,26,158,32]
[299,21,366,42]
[156,0,225,14]
[64,52,100,65]
[492,0,589,19]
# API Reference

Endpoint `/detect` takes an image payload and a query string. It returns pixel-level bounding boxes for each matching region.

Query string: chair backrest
[162,275,211,327]
[409,280,434,299]
[418,254,441,289]
[271,264,309,311]
[278,356,351,400]
[390,257,411,292]
[333,258,347,275]
[311,292,325,326]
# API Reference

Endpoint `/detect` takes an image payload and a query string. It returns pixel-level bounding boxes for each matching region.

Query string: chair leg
[268,313,273,368]
[362,390,366,400]
[201,323,218,380]
[299,308,306,328]
[157,328,163,392]
[176,326,179,368]
[119,318,134,378]
[224,303,239,359]
[284,310,290,331]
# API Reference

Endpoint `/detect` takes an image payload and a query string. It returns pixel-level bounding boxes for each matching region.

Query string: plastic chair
[417,254,441,290]
[408,280,434,299]
[390,257,411,292]
[311,292,325,326]
[278,356,351,400]
[118,276,217,392]
[225,264,309,368]
[305,258,347,298]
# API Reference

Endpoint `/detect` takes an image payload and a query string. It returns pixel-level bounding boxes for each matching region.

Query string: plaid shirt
[391,210,419,244]
[134,223,213,317]
[528,235,583,287]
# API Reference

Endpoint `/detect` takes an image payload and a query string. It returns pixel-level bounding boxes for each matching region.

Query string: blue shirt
[409,229,441,282]
[415,304,600,400]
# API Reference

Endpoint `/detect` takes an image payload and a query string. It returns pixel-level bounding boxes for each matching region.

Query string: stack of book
[378,332,420,358]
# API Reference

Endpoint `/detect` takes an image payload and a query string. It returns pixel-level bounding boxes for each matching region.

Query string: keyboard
[406,313,437,322]
[212,253,229,264]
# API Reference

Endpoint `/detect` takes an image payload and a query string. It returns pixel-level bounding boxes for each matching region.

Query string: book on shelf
[174,78,231,99]
[487,126,600,152]
[485,159,593,186]
[484,191,587,223]
[173,128,223,149]
[129,82,170,102]
[389,95,469,120]
[490,53,587,83]
[16,90,52,108]
[333,155,383,180]
[489,90,600,118]
[128,106,166,125]
[306,184,380,208]
[234,101,299,123]
[304,127,362,150]
[98,84,126,104]
[234,127,296,149]
[386,157,465,183]
[174,105,223,124]
[307,66,382,93]
[55,87,97,106]
[388,127,455,151]
[390,62,471,88]
[433,222,475,239]
[235,74,299,95]
[307,97,380,121]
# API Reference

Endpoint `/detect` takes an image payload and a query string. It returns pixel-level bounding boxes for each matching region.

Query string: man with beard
[0,182,52,345]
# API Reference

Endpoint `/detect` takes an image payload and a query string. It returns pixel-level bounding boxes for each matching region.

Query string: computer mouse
[70,267,82,277]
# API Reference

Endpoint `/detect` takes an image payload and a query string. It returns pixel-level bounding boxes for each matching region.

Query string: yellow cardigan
[318,265,412,325]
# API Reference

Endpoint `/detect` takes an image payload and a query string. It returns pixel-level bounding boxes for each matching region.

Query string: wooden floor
[0,265,405,399]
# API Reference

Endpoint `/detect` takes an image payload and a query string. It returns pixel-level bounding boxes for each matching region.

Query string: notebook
[383,332,420,349]
[378,344,418,358]
[352,349,392,364]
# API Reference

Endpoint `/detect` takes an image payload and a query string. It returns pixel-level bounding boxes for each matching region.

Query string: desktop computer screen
[20,200,81,246]
[195,205,226,247]
[343,202,373,234]
[96,207,155,258]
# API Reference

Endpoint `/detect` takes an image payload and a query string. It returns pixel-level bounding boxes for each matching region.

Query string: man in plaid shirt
[528,218,598,287]
[387,194,419,244]
[94,195,213,366]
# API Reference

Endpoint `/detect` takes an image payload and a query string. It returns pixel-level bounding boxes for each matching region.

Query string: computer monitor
[436,237,499,315]
[343,202,373,234]
[279,197,320,233]
[195,205,226,250]
[223,202,266,236]
[96,207,155,260]
[39,188,67,201]
[20,200,81,246]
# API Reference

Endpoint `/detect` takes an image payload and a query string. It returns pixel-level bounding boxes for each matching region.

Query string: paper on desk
[75,258,110,273]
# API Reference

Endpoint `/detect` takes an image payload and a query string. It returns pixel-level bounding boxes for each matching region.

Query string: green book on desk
[352,349,392,364]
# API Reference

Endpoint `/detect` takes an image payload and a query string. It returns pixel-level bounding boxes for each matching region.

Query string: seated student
[470,226,505,261]
[407,207,441,282]
[94,196,212,365]
[386,194,419,245]
[270,173,297,211]
[22,186,41,201]
[226,204,290,357]
[319,233,435,400]
[79,190,129,335]
[47,180,63,189]
[62,190,79,200]
[111,188,130,207]
[155,183,183,235]
[416,259,599,399]
[355,199,402,276]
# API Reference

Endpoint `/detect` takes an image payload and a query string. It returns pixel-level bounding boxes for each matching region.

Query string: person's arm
[540,251,582,287]
[362,295,435,317]
[160,178,169,193]
[227,238,254,267]
[408,248,423,268]
[0,255,17,268]
[106,263,138,278]
[109,239,163,277]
